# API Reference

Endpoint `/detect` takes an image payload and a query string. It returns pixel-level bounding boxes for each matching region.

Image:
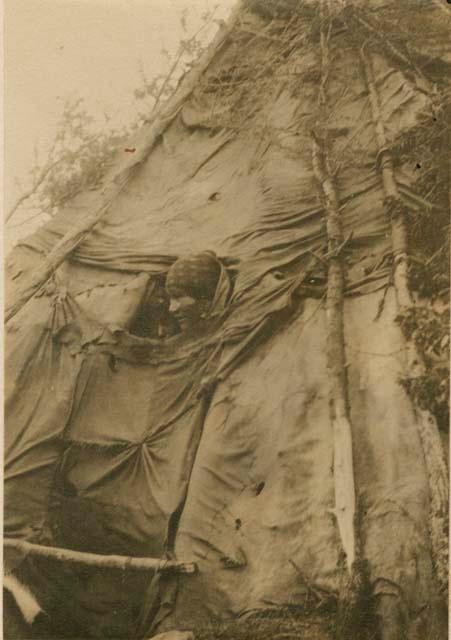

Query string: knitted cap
[166,252,221,300]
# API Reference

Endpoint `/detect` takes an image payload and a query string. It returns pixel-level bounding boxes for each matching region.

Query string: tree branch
[6,136,103,225]
[5,4,243,324]
[4,538,196,574]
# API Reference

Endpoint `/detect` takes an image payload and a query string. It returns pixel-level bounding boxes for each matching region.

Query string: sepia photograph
[3,0,450,638]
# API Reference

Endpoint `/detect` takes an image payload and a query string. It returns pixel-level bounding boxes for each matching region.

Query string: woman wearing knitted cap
[165,251,222,335]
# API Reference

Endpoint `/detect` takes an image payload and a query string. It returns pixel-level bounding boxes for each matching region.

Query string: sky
[3,0,236,249]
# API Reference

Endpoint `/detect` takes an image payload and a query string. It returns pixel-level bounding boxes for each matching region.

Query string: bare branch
[5,158,61,223]
[4,538,197,574]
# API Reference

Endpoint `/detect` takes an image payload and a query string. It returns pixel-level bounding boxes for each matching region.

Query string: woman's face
[169,294,200,333]
[168,294,210,333]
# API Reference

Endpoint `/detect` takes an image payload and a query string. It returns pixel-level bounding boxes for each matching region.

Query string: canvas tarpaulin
[169,291,435,627]
[4,292,98,548]
[4,0,449,636]
[4,282,215,636]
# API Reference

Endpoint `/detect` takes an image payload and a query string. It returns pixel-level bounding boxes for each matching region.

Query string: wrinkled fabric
[4,0,449,636]
[4,294,87,548]
[170,291,434,628]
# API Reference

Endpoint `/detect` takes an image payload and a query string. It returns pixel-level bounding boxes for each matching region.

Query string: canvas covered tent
[4,0,450,638]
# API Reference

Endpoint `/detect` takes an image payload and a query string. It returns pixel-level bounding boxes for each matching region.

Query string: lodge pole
[4,538,197,575]
[359,45,448,595]
[5,4,243,324]
[312,0,358,578]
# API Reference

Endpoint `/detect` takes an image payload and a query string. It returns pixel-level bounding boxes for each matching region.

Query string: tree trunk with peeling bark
[359,46,448,595]
[313,0,358,586]
[311,134,357,575]
[4,538,197,574]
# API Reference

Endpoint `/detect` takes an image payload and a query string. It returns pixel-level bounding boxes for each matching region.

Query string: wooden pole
[5,5,243,324]
[312,0,357,578]
[359,45,448,594]
[4,538,197,575]
[311,134,357,574]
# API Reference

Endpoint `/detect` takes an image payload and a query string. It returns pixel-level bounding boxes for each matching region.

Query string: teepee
[4,1,450,638]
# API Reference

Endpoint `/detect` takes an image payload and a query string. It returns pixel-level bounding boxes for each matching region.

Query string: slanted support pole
[4,538,197,575]
[359,45,448,595]
[5,4,243,324]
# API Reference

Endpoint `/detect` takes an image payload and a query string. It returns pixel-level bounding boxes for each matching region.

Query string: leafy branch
[6,6,220,230]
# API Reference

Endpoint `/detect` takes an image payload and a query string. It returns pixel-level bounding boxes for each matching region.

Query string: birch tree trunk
[311,134,356,574]
[4,538,196,574]
[359,46,448,595]
[313,0,358,579]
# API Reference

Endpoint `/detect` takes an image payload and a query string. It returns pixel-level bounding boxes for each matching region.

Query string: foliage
[244,0,312,20]
[400,371,449,430]
[131,5,220,121]
[6,6,220,229]
[391,103,450,300]
[396,306,449,430]
[186,10,315,136]
[392,99,450,431]
[38,99,132,214]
